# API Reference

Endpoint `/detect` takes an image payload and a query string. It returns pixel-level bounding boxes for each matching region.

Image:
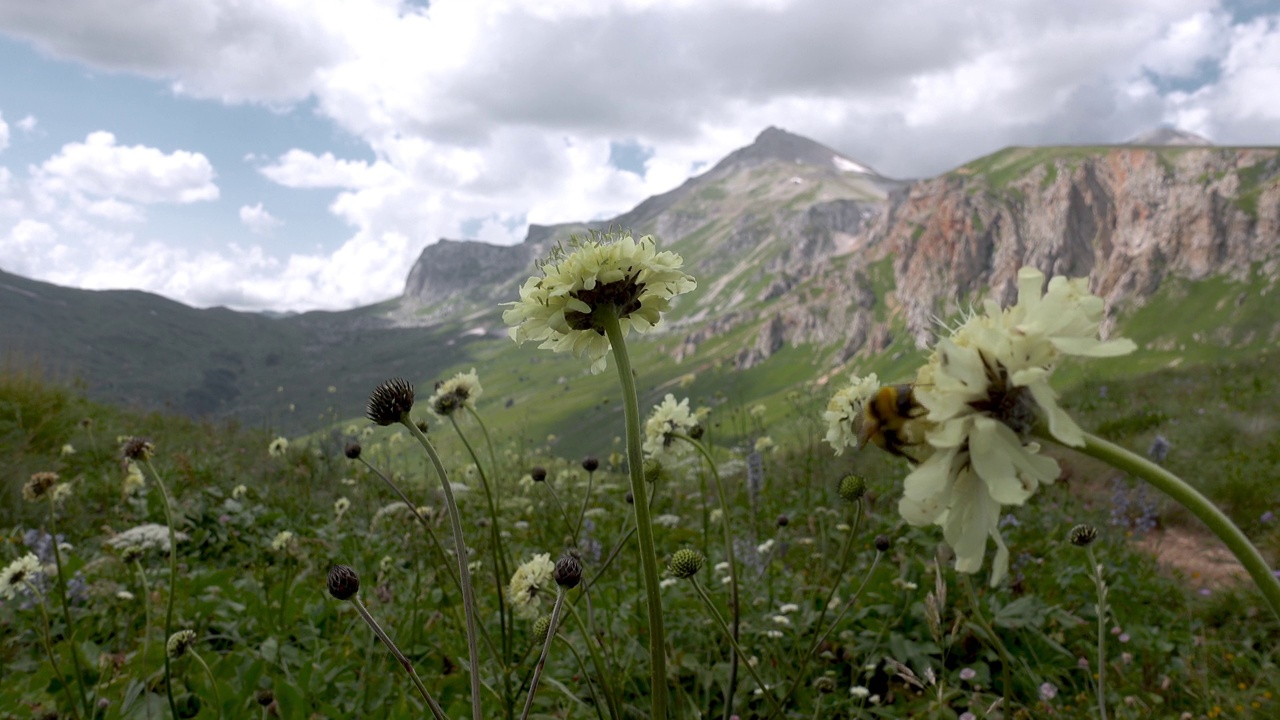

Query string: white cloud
[239,203,283,235]
[0,111,8,153]
[34,131,219,205]
[16,115,37,133]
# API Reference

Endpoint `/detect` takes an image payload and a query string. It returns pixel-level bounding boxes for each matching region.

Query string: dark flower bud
[625,491,634,504]
[530,467,547,483]
[255,689,275,706]
[121,436,155,461]
[1069,524,1099,547]
[813,676,837,694]
[554,554,583,589]
[415,420,430,434]
[344,442,362,460]
[327,564,361,600]
[581,456,599,472]
[366,378,415,426]
[689,424,705,440]
[668,548,704,579]
[874,535,892,553]
[838,474,867,503]
[776,514,790,528]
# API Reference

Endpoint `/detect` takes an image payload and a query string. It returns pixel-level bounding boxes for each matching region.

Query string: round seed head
[366,378,415,426]
[554,554,583,589]
[668,548,704,579]
[838,474,867,503]
[1069,524,1099,547]
[813,676,837,694]
[121,437,155,461]
[532,615,552,646]
[23,471,59,502]
[643,459,662,484]
[166,629,197,659]
[625,491,634,504]
[581,455,599,472]
[530,467,547,482]
[776,514,790,528]
[327,564,361,600]
[344,442,362,460]
[874,534,892,553]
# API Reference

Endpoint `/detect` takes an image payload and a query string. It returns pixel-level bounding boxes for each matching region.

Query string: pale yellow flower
[268,437,289,457]
[429,368,483,416]
[643,394,698,459]
[270,530,295,552]
[123,462,146,494]
[901,267,1136,586]
[503,232,696,374]
[822,373,882,455]
[1,554,42,600]
[508,553,556,620]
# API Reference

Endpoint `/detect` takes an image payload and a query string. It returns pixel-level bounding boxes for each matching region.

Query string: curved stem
[574,470,594,546]
[674,433,739,720]
[1065,431,1280,620]
[28,583,81,719]
[961,575,1014,712]
[557,631,608,720]
[1085,547,1110,720]
[599,306,668,719]
[688,576,783,718]
[143,459,181,720]
[351,595,449,720]
[189,650,223,720]
[404,418,484,720]
[568,603,621,720]
[47,498,91,718]
[133,560,153,714]
[519,587,568,720]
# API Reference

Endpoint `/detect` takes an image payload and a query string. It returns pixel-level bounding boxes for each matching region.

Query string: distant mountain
[1126,127,1213,146]
[5,128,1279,455]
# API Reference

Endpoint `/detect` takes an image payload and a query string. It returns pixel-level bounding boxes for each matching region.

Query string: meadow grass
[2,353,1278,719]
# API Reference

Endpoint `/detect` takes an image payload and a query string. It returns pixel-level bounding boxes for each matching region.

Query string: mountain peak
[714,126,881,176]
[1126,127,1213,146]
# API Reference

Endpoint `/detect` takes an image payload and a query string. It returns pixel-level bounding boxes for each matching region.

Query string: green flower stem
[1070,431,1280,620]
[350,594,448,720]
[557,630,608,720]
[585,523,636,594]
[143,458,181,720]
[404,418,484,720]
[961,575,1014,712]
[673,433,739,720]
[47,497,91,718]
[1085,547,1110,720]
[574,468,594,545]
[687,576,784,718]
[540,480,578,539]
[465,406,505,501]
[568,603,621,720]
[599,306,669,719]
[519,587,568,720]
[133,560,153,687]
[189,649,222,720]
[27,583,81,719]
[768,502,865,718]
[358,457,502,662]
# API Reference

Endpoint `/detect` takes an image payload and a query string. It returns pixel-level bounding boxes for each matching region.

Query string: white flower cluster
[429,368,483,417]
[508,553,556,620]
[1,554,43,600]
[642,394,698,460]
[106,524,188,555]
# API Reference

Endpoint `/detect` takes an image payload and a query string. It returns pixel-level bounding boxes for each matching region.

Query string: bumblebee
[859,384,925,460]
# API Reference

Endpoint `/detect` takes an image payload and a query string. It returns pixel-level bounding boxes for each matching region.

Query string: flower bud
[838,474,867,503]
[344,442,362,460]
[366,378,415,426]
[327,564,361,600]
[554,554,583,589]
[532,615,552,646]
[530,467,547,483]
[874,535,892,553]
[121,437,155,461]
[166,629,197,659]
[1069,524,1099,547]
[776,514,790,528]
[668,549,704,579]
[581,456,599,472]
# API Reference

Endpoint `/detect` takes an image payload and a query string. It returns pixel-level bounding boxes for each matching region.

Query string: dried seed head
[121,437,155,461]
[366,378,415,426]
[874,534,892,553]
[1069,524,1099,547]
[554,554,583,589]
[255,689,275,707]
[668,548,704,579]
[327,564,361,600]
[23,471,59,502]
[530,467,547,483]
[344,442,362,460]
[581,456,599,472]
[838,474,867,503]
[813,676,837,694]
[532,615,552,646]
[166,629,197,659]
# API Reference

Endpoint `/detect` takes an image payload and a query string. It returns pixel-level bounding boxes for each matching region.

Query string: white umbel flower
[106,524,188,555]
[503,232,696,374]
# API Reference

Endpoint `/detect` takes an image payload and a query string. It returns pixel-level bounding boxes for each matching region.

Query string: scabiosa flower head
[554,553,583,589]
[1070,524,1099,547]
[530,467,548,483]
[270,531,295,552]
[167,629,197,659]
[508,553,556,620]
[643,394,698,459]
[121,436,155,461]
[334,497,351,519]
[429,368,482,417]
[326,564,360,600]
[581,455,599,472]
[776,514,790,528]
[874,535,892,553]
[1,554,42,600]
[366,378,415,426]
[268,437,289,457]
[23,472,59,502]
[899,267,1136,587]
[502,232,696,374]
[823,373,882,455]
[838,474,867,503]
[668,548,704,579]
[344,441,362,459]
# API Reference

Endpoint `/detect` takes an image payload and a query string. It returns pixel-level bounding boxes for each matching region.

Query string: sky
[1,0,1278,313]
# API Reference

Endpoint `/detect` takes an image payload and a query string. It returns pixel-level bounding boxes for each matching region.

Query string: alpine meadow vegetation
[3,232,1279,719]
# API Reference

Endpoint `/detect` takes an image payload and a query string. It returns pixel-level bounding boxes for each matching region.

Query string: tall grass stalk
[142,458,182,720]
[1085,545,1110,720]
[687,574,784,717]
[26,581,81,718]
[350,593,449,720]
[519,587,568,720]
[46,495,91,718]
